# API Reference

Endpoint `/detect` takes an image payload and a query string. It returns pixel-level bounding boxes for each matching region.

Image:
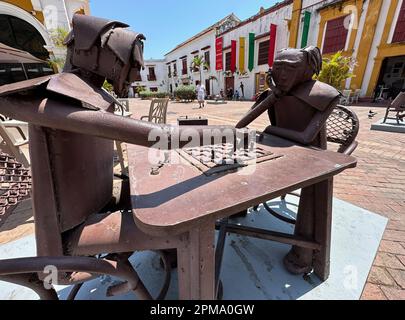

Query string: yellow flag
[239,37,245,73]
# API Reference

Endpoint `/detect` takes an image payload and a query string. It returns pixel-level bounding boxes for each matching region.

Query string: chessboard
[177,143,283,176]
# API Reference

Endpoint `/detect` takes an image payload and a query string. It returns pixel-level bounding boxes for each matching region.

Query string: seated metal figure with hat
[0,14,237,300]
[236,46,341,276]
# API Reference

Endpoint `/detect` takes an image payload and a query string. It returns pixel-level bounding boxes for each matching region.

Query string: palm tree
[191,55,209,83]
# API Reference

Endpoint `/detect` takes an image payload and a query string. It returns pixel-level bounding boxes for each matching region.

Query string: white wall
[217,3,293,100]
[165,29,217,93]
[133,59,167,92]
[162,3,294,100]
[37,0,89,60]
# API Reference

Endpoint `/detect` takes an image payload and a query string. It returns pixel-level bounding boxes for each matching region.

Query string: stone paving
[0,98,404,300]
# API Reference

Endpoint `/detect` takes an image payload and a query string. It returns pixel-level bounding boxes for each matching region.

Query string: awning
[0,43,47,64]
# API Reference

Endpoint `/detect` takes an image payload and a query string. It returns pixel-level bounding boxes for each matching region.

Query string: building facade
[132,59,167,93]
[0,0,90,61]
[140,0,405,100]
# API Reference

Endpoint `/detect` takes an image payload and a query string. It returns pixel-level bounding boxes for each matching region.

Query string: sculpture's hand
[236,85,285,129]
[251,89,271,110]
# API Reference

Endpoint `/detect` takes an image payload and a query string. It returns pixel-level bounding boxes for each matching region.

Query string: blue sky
[91,0,278,59]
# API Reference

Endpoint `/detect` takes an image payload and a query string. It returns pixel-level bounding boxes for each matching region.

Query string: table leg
[313,178,333,281]
[284,178,333,281]
[177,221,216,300]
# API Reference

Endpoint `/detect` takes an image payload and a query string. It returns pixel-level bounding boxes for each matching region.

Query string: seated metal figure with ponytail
[237,46,340,149]
[236,46,341,275]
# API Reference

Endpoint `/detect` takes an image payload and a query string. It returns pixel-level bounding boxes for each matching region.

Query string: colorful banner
[248,33,255,72]
[301,11,311,48]
[231,40,237,73]
[215,37,223,71]
[268,24,277,67]
[239,37,246,73]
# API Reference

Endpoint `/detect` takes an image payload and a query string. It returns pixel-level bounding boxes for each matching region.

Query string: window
[192,55,199,72]
[150,87,158,92]
[258,41,269,66]
[25,63,54,79]
[322,16,349,54]
[173,63,177,77]
[133,69,142,81]
[225,52,231,71]
[182,58,188,75]
[204,51,210,70]
[0,63,54,86]
[168,65,171,78]
[147,67,156,81]
[393,1,405,43]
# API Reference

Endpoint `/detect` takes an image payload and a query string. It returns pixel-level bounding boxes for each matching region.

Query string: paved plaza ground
[0,98,404,300]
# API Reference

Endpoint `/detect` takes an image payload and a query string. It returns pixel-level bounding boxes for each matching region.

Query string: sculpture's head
[63,14,145,97]
[270,46,322,93]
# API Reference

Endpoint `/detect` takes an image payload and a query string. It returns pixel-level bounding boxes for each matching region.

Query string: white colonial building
[131,59,167,94]
[138,0,405,101]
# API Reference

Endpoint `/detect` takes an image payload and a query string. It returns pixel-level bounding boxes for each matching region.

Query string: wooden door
[205,79,210,97]
[255,73,269,95]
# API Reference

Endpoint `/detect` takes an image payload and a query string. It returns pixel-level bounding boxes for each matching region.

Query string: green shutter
[301,11,311,48]
[248,33,255,72]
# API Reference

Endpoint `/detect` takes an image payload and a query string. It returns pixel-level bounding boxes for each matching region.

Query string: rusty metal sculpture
[230,47,343,276]
[0,14,237,300]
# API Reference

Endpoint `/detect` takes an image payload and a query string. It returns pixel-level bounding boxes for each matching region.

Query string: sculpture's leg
[177,221,216,300]
[284,178,333,281]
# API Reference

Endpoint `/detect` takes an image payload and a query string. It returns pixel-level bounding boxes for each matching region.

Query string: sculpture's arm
[0,97,240,149]
[264,97,339,145]
[236,89,279,129]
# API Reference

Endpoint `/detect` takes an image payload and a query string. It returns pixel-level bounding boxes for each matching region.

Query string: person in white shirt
[196,80,206,108]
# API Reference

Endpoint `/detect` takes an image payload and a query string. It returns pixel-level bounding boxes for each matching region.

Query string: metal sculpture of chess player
[0,14,240,299]
[237,46,341,276]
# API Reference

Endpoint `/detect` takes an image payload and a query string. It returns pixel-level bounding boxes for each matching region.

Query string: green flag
[248,33,255,72]
[301,11,311,48]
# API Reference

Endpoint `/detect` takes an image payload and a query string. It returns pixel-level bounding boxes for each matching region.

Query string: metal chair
[101,90,133,176]
[339,89,352,106]
[0,151,31,228]
[351,89,361,104]
[383,92,405,124]
[141,98,169,124]
[0,115,29,168]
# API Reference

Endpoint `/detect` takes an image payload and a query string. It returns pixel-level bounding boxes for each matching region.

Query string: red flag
[216,37,223,71]
[268,24,277,67]
[231,40,237,73]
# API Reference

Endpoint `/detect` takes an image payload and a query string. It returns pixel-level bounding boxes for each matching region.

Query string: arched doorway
[0,14,49,60]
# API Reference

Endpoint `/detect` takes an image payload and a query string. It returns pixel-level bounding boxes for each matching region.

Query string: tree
[314,51,356,90]
[48,27,69,72]
[191,55,209,83]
